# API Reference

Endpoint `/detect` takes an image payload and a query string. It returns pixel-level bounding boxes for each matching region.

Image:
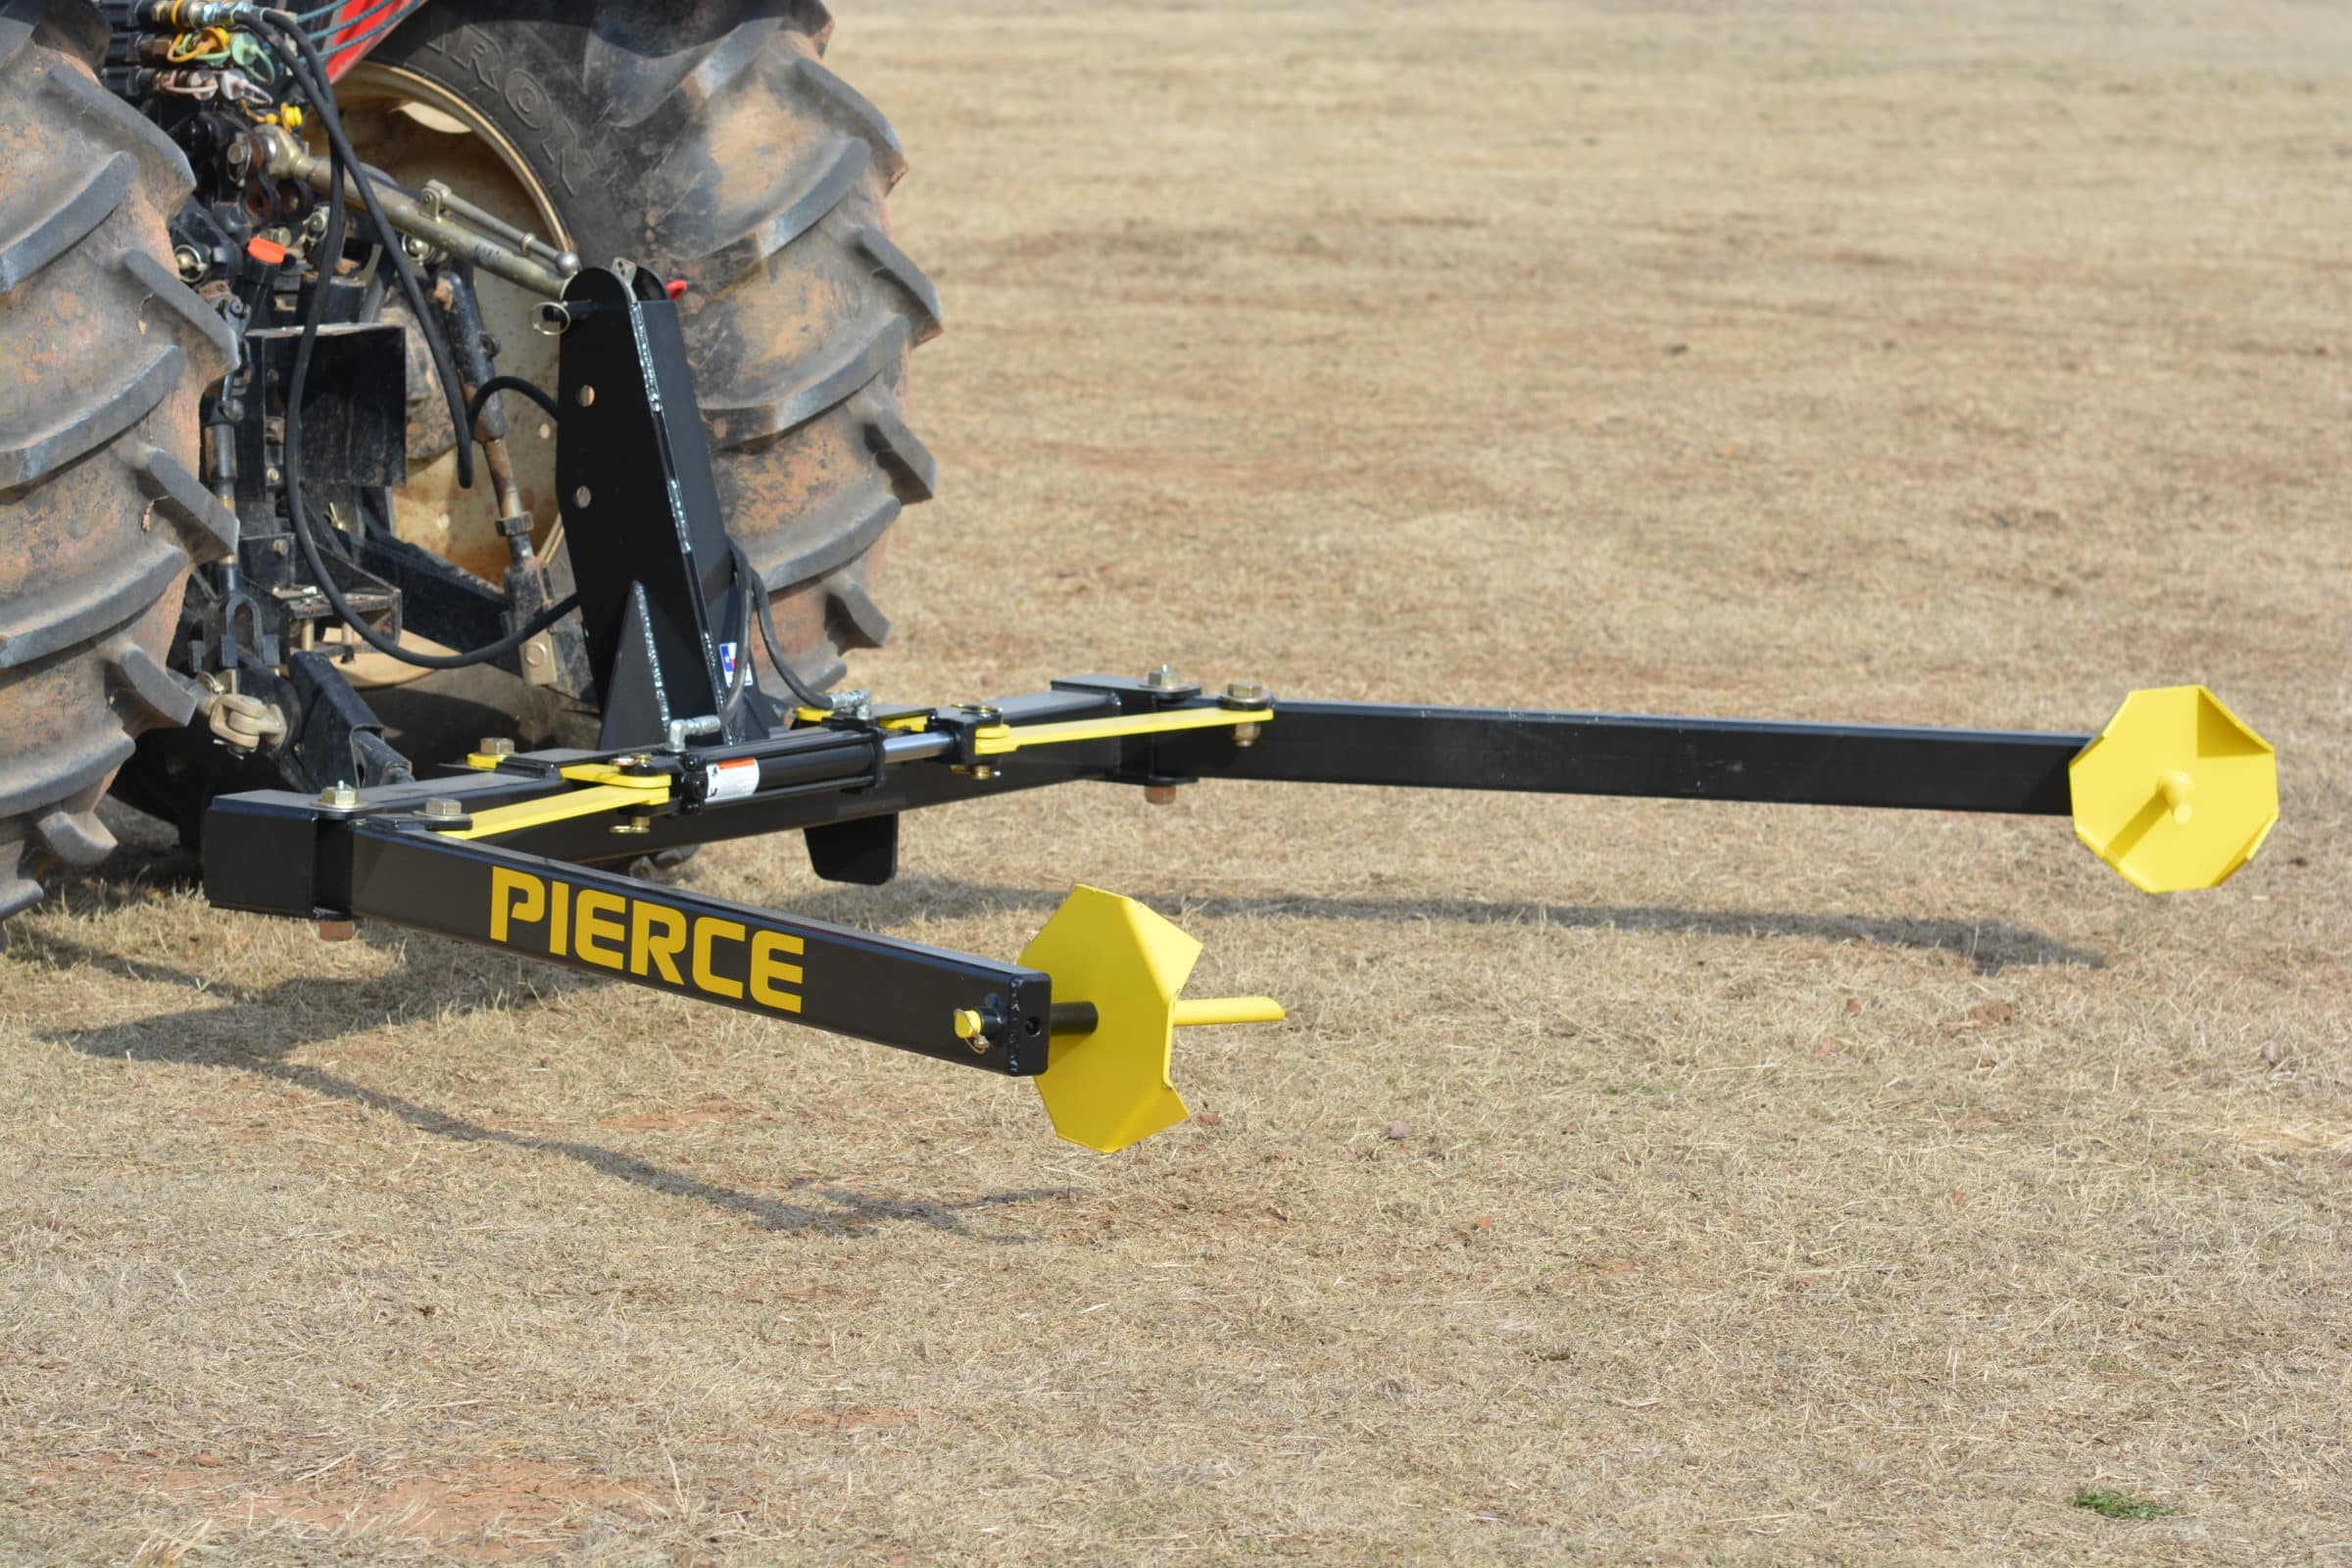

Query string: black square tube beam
[203,788,1053,1074]
[1152,701,2083,815]
[342,822,1051,1073]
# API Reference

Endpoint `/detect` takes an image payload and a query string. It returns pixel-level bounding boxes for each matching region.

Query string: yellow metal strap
[794,707,930,731]
[439,763,671,842]
[972,706,1272,758]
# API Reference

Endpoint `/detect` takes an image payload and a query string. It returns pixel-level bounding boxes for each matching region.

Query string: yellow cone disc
[1020,886,1198,1152]
[2070,686,2278,893]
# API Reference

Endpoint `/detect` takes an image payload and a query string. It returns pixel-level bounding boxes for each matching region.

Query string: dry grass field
[5,1,2350,1561]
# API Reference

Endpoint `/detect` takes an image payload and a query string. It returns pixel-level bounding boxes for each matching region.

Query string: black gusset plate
[553,267,754,750]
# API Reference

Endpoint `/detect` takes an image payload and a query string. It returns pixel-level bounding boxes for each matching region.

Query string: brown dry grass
[5,2,2350,1562]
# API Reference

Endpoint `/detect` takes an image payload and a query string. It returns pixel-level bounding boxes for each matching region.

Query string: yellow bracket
[438,762,671,842]
[793,708,931,732]
[1018,885,1284,1152]
[2070,685,2278,893]
[973,705,1272,759]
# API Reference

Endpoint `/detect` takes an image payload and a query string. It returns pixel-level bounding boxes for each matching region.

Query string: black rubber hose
[729,539,837,712]
[281,156,577,671]
[466,373,561,430]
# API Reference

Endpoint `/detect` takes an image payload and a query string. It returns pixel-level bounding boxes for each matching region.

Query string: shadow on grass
[17,831,2090,1232]
[787,874,2104,976]
[22,929,1068,1244]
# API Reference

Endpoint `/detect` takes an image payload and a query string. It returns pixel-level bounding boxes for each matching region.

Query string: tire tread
[0,0,233,915]
[0,150,129,293]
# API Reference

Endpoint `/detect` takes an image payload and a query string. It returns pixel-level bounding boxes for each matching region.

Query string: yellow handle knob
[2160,770,2194,825]
[1170,997,1287,1028]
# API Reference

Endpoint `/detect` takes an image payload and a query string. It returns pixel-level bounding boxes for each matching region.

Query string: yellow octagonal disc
[1019,886,1198,1152]
[2070,686,2278,893]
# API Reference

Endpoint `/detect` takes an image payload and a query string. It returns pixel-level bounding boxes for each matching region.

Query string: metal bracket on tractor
[203,265,2283,1154]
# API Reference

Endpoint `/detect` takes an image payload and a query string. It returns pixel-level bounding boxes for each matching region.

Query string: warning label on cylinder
[703,757,760,803]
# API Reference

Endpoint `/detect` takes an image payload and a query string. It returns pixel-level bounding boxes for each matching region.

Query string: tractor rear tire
[0,0,237,921]
[363,0,940,703]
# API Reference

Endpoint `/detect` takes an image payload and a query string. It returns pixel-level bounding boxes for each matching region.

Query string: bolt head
[1225,679,1266,704]
[319,781,359,808]
[317,919,356,943]
[478,736,516,757]
[1145,664,1185,692]
[420,797,464,820]
[172,244,207,283]
[1145,783,1179,806]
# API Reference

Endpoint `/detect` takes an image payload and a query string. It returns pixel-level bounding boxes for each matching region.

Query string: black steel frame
[200,264,2097,1089]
